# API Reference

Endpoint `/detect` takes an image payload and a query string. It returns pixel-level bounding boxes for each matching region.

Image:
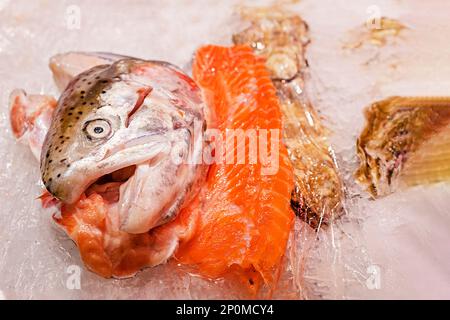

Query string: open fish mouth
[82,134,172,205]
[85,165,137,204]
[73,142,169,206]
[70,128,196,234]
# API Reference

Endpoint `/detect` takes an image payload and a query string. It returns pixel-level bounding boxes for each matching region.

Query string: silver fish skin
[41,56,206,234]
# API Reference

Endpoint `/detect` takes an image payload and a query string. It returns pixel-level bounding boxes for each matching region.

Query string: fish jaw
[116,126,204,234]
[50,134,171,204]
[115,160,184,234]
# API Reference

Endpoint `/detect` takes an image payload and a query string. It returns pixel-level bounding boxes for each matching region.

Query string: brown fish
[233,6,344,228]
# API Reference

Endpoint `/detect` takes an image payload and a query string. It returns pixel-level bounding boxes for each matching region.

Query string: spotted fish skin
[40,57,206,233]
[41,63,111,194]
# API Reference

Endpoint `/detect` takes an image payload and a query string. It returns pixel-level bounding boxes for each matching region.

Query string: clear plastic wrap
[1,0,449,299]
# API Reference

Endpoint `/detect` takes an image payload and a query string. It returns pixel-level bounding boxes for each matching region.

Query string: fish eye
[83,119,112,140]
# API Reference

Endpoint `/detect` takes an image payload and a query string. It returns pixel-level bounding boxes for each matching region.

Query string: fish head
[41,58,205,209]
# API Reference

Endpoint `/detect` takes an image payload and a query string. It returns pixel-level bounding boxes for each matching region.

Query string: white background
[0,0,449,299]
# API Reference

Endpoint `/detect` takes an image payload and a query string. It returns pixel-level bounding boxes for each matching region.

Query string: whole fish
[9,52,207,277]
[233,6,344,228]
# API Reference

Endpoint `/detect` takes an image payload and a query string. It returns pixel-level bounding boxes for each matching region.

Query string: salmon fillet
[233,7,344,228]
[175,45,295,292]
